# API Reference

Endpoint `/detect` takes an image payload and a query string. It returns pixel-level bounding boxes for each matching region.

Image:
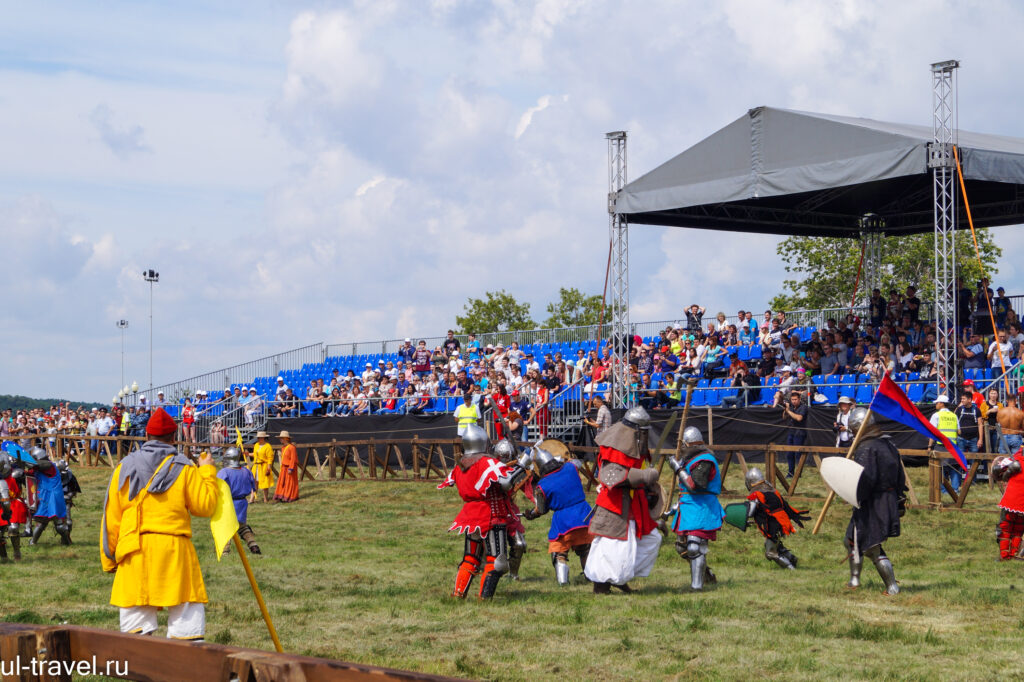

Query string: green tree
[455,290,536,334]
[543,287,604,328]
[770,230,1002,311]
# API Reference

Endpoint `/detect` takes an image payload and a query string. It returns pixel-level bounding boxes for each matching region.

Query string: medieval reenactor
[844,408,907,595]
[992,450,1024,560]
[440,425,530,599]
[523,447,593,586]
[217,447,261,556]
[666,427,724,591]
[584,407,663,594]
[57,458,81,541]
[492,439,529,581]
[743,467,809,569]
[0,454,26,561]
[28,447,71,545]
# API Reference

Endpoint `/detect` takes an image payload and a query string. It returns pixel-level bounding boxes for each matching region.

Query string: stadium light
[115,319,129,389]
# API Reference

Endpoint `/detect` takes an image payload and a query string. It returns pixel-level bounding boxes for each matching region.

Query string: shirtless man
[997,388,1024,454]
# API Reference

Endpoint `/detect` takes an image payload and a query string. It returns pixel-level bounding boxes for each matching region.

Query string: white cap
[277,376,284,381]
[935,394,950,404]
[139,394,147,401]
[366,362,372,367]
[405,337,411,342]
[157,390,164,395]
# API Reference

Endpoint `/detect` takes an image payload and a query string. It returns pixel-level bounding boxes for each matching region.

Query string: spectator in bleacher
[181,398,196,445]
[800,349,821,376]
[714,312,728,333]
[352,387,369,416]
[277,388,299,418]
[869,288,886,328]
[638,374,658,411]
[960,333,987,370]
[858,347,885,384]
[988,330,1013,368]
[723,364,754,409]
[981,387,1003,453]
[431,346,448,372]
[1007,323,1024,355]
[447,351,464,373]
[685,304,705,333]
[877,345,896,377]
[506,342,523,365]
[777,312,798,335]
[955,391,982,482]
[771,366,796,407]
[466,333,482,360]
[399,338,415,364]
[782,390,808,477]
[820,343,844,377]
[962,380,984,408]
[443,330,461,356]
[412,340,432,378]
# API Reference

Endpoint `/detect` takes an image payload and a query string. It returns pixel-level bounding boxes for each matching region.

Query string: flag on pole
[235,427,244,450]
[210,478,240,560]
[870,374,968,471]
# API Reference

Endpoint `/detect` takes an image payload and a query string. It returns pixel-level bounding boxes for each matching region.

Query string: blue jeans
[785,430,806,476]
[951,437,979,492]
[1003,433,1022,455]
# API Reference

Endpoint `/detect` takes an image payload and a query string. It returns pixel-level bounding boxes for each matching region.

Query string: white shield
[820,457,865,509]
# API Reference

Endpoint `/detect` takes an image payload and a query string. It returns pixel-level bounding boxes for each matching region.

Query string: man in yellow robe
[100,407,219,640]
[251,431,275,503]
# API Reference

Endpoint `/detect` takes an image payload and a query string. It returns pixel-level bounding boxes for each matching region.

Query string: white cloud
[515,95,552,139]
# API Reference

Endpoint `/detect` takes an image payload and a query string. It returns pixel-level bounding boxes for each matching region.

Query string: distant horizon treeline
[0,394,108,413]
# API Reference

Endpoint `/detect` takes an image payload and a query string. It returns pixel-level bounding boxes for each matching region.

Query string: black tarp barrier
[269,404,945,469]
[267,415,458,467]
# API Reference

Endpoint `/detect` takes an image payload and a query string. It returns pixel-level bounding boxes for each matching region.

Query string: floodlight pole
[930,60,959,395]
[116,319,129,389]
[606,131,631,408]
[144,269,160,395]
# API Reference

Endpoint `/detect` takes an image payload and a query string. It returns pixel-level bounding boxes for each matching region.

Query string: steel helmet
[681,426,704,446]
[622,406,651,430]
[461,424,490,456]
[744,467,765,490]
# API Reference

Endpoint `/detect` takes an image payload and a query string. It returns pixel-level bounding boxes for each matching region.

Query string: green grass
[4,464,1023,681]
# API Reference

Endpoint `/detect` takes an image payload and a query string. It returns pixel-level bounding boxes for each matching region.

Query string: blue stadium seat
[821,386,839,404]
[855,385,873,404]
[906,383,924,403]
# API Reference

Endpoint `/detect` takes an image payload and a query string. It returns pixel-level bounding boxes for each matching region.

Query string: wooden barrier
[0,622,463,682]
[2,435,1000,511]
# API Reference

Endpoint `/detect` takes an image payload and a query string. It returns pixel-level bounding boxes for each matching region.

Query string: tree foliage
[0,394,107,412]
[770,230,1002,311]
[543,287,605,328]
[455,290,536,334]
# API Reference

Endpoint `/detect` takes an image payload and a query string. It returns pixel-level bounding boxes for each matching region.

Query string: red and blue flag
[870,374,968,471]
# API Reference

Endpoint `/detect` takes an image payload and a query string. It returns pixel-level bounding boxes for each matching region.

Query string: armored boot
[56,520,72,546]
[453,536,483,599]
[845,537,862,588]
[239,525,261,556]
[553,553,570,586]
[10,534,21,561]
[781,548,798,569]
[685,536,710,591]
[689,553,707,591]
[29,520,48,546]
[766,539,794,570]
[0,536,8,563]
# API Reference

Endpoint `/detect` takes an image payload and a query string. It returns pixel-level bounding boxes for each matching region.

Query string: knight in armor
[665,427,723,591]
[843,408,907,595]
[584,406,664,594]
[492,439,529,581]
[0,458,29,561]
[28,448,72,545]
[441,425,530,599]
[216,448,261,556]
[57,459,82,541]
[992,452,1024,560]
[743,467,809,570]
[523,446,593,586]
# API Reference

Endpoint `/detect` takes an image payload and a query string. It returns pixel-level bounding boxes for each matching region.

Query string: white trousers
[119,602,205,640]
[584,521,662,585]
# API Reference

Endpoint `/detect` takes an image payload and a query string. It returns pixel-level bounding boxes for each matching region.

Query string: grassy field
[4,461,1023,681]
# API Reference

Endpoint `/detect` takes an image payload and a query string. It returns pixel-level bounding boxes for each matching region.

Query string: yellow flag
[235,427,244,449]
[210,478,239,560]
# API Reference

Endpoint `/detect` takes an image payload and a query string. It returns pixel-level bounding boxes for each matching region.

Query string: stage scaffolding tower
[606,131,631,408]
[930,59,959,394]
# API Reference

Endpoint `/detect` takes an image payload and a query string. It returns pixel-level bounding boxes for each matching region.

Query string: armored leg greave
[864,545,899,595]
[997,510,1024,560]
[0,535,7,562]
[453,535,484,599]
[508,531,526,580]
[684,535,710,591]
[9,529,20,560]
[844,535,862,588]
[30,518,48,546]
[55,519,72,546]
[552,552,570,586]
[239,525,261,555]
[479,528,509,599]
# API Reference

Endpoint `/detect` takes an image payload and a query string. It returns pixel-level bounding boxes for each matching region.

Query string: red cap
[963,380,974,386]
[146,407,177,436]
[1017,387,1024,394]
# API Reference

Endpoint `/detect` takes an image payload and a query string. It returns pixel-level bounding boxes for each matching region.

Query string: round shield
[820,456,865,509]
[539,438,570,460]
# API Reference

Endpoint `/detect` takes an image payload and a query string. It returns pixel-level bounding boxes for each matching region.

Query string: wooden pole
[231,534,283,653]
[811,408,874,534]
[661,378,698,475]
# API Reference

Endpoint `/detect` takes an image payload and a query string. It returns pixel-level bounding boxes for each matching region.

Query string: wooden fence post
[368,439,377,479]
[412,435,421,479]
[329,439,337,480]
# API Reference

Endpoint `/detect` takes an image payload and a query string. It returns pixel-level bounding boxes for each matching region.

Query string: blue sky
[3,0,1024,402]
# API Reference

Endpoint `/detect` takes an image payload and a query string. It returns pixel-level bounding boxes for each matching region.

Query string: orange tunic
[273,443,300,502]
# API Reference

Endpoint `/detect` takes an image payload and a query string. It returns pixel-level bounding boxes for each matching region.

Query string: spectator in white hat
[274,376,289,400]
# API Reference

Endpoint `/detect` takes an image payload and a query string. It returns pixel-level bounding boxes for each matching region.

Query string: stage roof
[614,106,1024,238]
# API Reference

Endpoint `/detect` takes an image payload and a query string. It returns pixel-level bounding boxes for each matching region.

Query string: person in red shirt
[962,380,984,408]
[993,452,1024,560]
[491,385,511,439]
[412,340,433,379]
